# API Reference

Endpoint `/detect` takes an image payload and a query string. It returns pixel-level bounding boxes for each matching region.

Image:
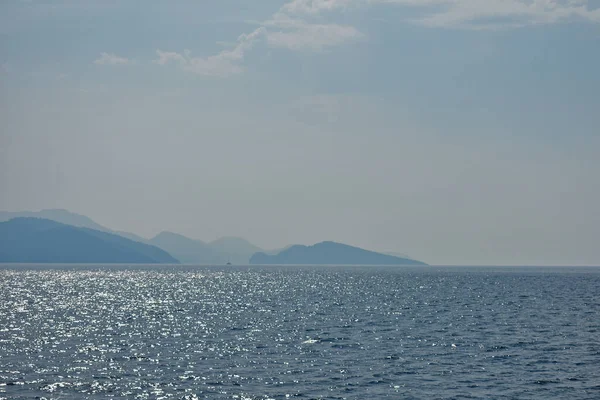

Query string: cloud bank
[383,0,600,28]
[154,0,600,76]
[154,27,266,77]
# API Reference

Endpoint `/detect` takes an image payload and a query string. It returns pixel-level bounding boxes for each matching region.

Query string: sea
[0,265,599,399]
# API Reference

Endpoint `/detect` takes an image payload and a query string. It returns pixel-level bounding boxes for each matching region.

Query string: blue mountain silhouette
[0,218,178,264]
[250,241,426,265]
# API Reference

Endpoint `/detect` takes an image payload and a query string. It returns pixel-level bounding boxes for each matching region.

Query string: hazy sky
[1,0,599,265]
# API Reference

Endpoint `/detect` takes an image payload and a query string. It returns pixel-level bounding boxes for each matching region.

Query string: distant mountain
[208,237,263,264]
[0,209,109,231]
[0,218,179,264]
[115,230,150,244]
[1,210,421,266]
[0,209,150,244]
[250,241,427,266]
[384,251,413,259]
[0,209,263,264]
[263,244,294,255]
[149,231,226,265]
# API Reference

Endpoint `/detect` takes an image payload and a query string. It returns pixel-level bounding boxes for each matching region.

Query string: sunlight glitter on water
[0,265,599,399]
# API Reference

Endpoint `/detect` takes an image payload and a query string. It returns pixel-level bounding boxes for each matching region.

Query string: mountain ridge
[0,209,424,265]
[208,237,263,264]
[149,231,226,265]
[250,241,426,266]
[0,209,109,231]
[0,218,179,264]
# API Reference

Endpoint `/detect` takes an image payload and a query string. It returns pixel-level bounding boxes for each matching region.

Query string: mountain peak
[250,241,426,266]
[154,230,188,239]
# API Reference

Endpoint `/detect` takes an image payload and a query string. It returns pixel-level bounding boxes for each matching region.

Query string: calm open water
[0,265,599,399]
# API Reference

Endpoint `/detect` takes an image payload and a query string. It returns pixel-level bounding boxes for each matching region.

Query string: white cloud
[378,0,600,29]
[266,0,364,50]
[155,0,363,77]
[154,0,600,77]
[94,52,132,66]
[281,0,357,15]
[154,27,266,77]
[278,0,600,29]
[266,19,363,51]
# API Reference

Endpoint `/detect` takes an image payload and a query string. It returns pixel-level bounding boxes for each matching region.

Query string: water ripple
[0,266,599,399]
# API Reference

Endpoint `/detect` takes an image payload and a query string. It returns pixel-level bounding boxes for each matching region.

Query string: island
[249,241,426,265]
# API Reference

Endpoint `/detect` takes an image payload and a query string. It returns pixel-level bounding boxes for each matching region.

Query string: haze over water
[2,2,600,398]
[2,1,600,266]
[1,265,599,399]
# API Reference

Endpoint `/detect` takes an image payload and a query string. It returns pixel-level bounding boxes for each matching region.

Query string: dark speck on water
[1,265,599,399]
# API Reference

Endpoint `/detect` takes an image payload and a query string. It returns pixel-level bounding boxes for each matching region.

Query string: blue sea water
[0,265,599,399]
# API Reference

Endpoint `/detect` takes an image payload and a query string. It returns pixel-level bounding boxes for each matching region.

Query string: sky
[1,0,599,265]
